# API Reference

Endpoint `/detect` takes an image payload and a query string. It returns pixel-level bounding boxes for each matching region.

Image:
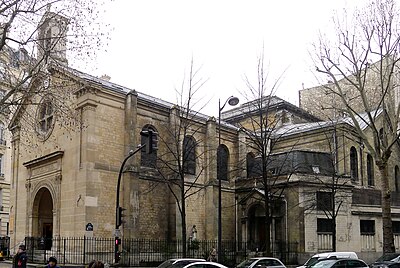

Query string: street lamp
[218,96,239,263]
[115,149,135,263]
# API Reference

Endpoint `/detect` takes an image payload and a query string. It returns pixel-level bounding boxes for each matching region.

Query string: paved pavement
[0,262,11,268]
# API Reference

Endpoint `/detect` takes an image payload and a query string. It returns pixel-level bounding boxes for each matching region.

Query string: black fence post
[83,236,86,265]
[63,238,66,267]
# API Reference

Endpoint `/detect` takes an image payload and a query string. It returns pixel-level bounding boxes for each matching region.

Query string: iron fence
[20,237,298,267]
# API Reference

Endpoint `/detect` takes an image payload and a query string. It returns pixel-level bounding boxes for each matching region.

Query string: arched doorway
[248,204,266,251]
[32,187,53,250]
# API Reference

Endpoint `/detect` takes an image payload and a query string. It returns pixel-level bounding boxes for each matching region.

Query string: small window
[317,218,333,233]
[367,154,374,186]
[393,221,400,234]
[350,146,358,180]
[317,191,333,211]
[312,166,320,174]
[395,166,400,192]
[360,220,375,235]
[246,153,255,178]
[183,136,196,175]
[269,168,277,175]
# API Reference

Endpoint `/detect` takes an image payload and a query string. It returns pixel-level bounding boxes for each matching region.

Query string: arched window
[246,153,255,178]
[141,125,157,168]
[350,146,358,180]
[395,166,400,192]
[217,145,229,181]
[36,98,55,140]
[183,136,196,175]
[367,154,374,186]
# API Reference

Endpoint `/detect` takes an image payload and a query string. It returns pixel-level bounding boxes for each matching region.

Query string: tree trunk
[263,192,271,256]
[379,164,395,253]
[181,187,187,257]
[332,215,337,252]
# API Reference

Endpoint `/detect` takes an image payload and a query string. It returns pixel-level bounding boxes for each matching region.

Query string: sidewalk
[0,260,85,268]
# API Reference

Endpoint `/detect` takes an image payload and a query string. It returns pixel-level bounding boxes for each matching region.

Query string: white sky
[89,0,362,117]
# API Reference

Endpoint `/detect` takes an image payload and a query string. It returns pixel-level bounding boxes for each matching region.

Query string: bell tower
[37,6,69,65]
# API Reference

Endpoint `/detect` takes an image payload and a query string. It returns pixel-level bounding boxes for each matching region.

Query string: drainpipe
[235,196,238,252]
[283,196,288,245]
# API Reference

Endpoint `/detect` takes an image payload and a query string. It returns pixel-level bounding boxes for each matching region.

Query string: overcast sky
[88,0,362,117]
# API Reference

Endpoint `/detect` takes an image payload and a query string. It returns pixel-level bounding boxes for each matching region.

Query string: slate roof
[272,109,383,137]
[55,64,239,129]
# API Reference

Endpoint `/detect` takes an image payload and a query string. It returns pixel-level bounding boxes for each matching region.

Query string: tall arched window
[183,136,196,175]
[367,154,374,186]
[141,125,157,168]
[246,153,255,178]
[36,97,55,140]
[217,145,229,181]
[350,146,358,180]
[395,166,400,192]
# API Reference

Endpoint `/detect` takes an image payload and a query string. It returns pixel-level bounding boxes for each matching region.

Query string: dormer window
[312,166,320,174]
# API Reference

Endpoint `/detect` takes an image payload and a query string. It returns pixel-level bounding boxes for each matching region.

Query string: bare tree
[227,52,298,256]
[155,59,210,257]
[0,0,108,119]
[312,0,400,253]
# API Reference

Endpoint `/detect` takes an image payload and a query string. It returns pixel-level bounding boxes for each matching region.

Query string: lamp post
[218,96,239,263]
[114,143,145,263]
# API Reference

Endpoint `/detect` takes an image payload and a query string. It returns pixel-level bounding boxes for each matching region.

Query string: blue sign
[86,223,93,231]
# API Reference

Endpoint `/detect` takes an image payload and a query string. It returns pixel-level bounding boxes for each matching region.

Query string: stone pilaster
[205,117,217,239]
[125,90,138,167]
[206,117,217,182]
[9,125,20,248]
[124,90,138,238]
[75,87,98,166]
[238,130,247,179]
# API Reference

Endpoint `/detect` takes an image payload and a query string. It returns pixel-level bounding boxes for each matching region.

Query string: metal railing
[317,233,332,251]
[20,237,298,267]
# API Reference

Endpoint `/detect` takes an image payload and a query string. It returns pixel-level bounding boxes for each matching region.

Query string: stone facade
[8,65,400,263]
[6,9,400,266]
[299,58,400,121]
